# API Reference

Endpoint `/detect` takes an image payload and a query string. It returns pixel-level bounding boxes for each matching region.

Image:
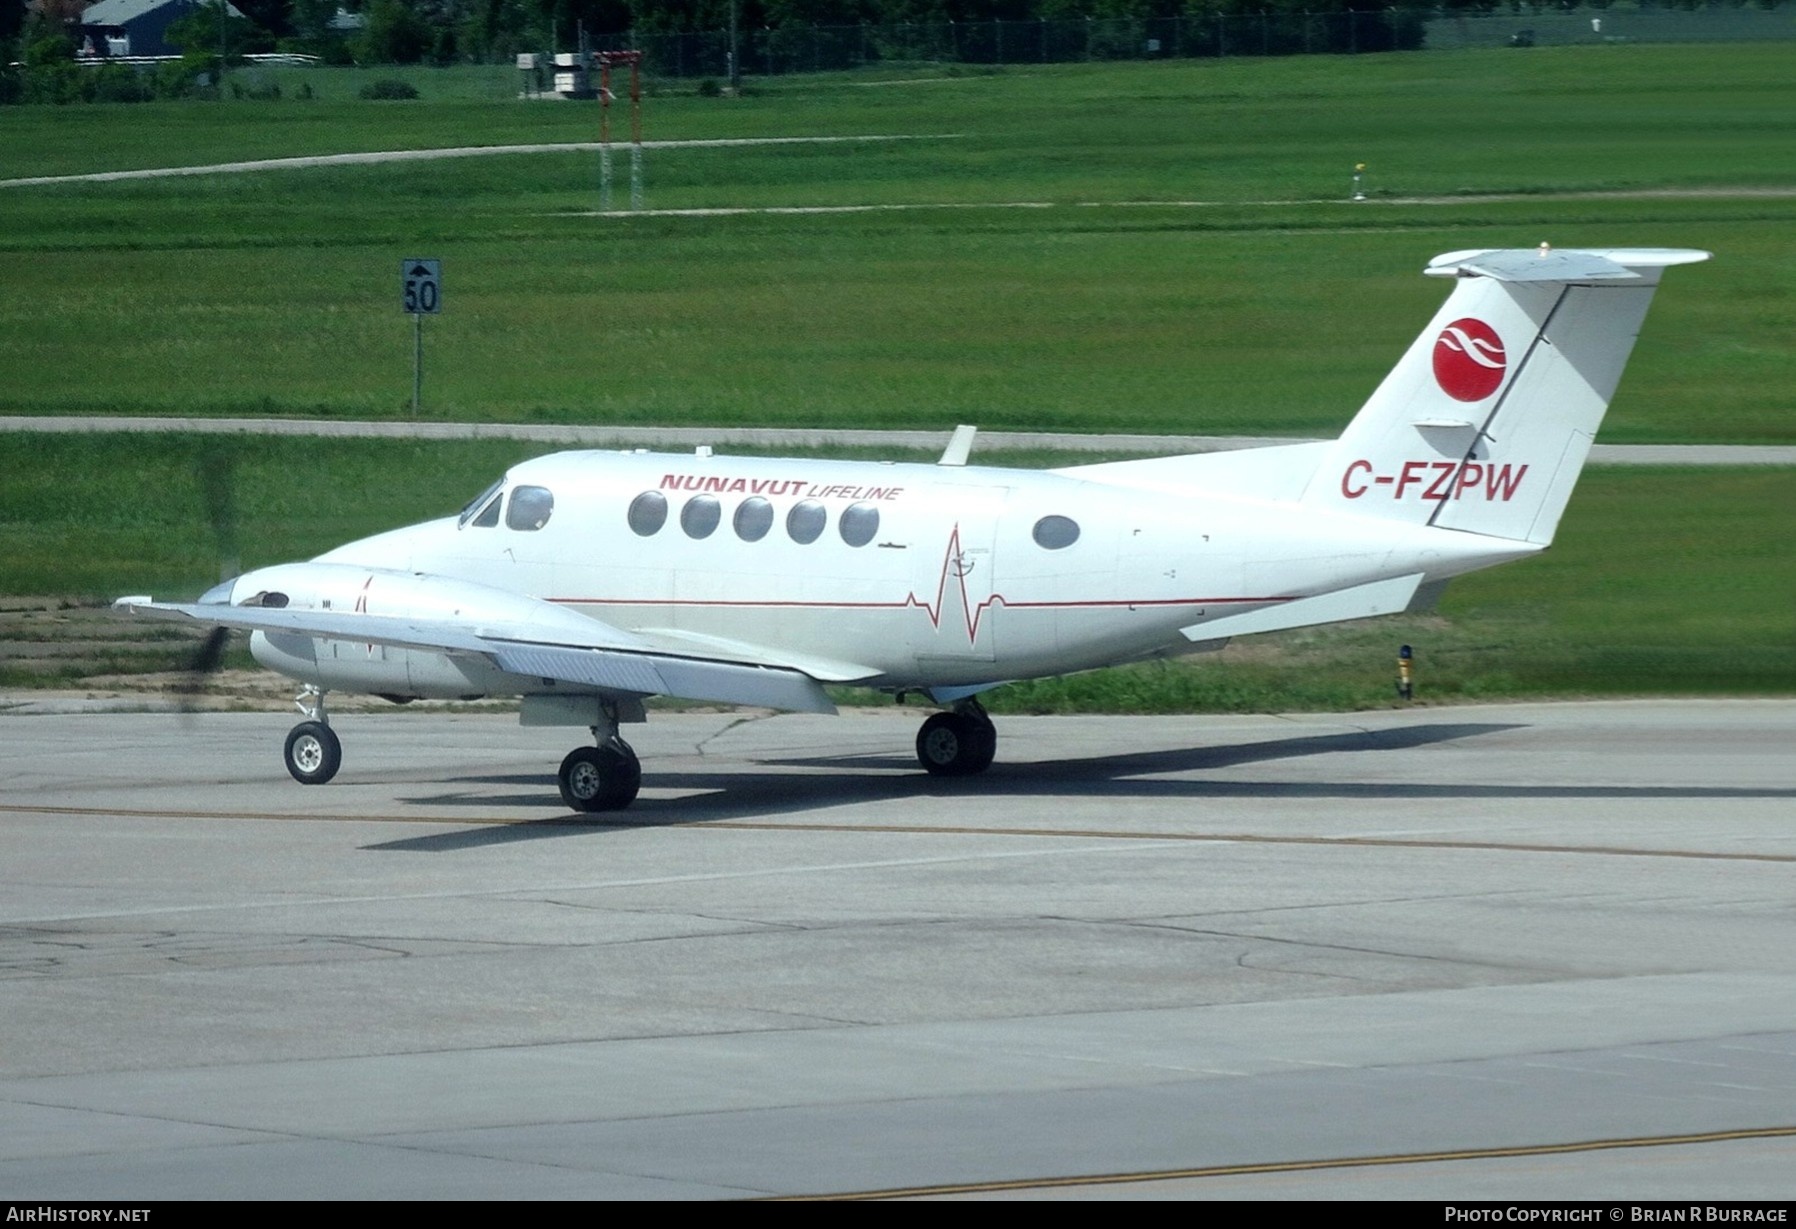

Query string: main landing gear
[557,703,642,813]
[283,687,342,785]
[558,737,642,813]
[915,698,997,777]
[278,686,644,812]
[278,689,977,804]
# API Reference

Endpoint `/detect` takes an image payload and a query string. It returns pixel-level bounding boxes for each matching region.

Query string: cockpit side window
[505,485,554,531]
[458,478,504,528]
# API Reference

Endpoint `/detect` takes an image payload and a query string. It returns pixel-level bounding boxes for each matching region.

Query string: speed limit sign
[401,259,441,315]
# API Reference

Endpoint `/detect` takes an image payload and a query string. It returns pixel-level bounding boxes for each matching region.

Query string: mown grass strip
[1,49,1793,439]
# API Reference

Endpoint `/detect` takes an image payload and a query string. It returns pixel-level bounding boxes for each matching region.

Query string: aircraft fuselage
[294,450,1524,695]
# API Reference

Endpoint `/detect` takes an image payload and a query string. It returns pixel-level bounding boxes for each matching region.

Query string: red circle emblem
[1432,318,1507,402]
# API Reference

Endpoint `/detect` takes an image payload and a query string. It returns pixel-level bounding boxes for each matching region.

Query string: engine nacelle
[228,563,598,701]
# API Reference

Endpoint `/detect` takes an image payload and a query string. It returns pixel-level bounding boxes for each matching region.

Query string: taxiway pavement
[1,700,1793,1199]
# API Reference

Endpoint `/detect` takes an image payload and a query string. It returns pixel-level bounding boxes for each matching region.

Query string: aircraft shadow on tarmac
[365,719,1796,853]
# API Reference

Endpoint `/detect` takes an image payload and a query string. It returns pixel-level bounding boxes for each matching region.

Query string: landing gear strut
[915,698,997,777]
[558,704,642,812]
[284,686,341,785]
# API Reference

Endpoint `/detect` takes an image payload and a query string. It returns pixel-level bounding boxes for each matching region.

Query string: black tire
[916,711,997,777]
[284,721,342,785]
[558,741,642,812]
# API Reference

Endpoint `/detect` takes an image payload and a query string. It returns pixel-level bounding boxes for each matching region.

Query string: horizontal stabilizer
[1425,246,1708,284]
[1179,573,1424,642]
[1429,249,1638,283]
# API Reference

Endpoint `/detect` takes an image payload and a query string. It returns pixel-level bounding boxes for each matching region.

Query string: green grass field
[2,47,1794,440]
[1,47,1791,706]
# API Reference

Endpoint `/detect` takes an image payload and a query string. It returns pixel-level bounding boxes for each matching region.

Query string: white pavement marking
[0,135,961,189]
[562,186,1796,218]
[566,201,1058,217]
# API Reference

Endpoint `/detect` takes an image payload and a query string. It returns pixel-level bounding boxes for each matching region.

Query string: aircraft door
[909,484,1008,664]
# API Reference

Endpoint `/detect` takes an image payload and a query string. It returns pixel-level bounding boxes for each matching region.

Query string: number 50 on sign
[402,259,441,314]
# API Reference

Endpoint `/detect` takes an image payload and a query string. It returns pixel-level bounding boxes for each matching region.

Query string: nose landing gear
[283,686,342,785]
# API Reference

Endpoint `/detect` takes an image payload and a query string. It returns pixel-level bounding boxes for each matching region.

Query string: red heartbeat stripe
[547,522,1288,648]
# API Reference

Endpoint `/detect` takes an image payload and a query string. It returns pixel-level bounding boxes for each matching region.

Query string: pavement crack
[695,713,766,758]
[1114,917,1550,976]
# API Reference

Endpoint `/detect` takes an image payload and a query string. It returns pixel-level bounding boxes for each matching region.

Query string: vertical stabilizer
[1302,247,1708,545]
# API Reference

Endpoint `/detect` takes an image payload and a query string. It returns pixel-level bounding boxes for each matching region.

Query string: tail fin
[1303,246,1708,545]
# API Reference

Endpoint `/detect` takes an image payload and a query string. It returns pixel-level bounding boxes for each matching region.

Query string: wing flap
[490,644,835,714]
[625,627,877,683]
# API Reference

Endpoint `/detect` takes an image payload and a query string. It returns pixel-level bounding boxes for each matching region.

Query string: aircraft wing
[113,596,840,715]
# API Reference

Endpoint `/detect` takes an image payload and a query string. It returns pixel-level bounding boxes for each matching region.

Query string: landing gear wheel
[558,740,642,813]
[284,721,341,785]
[916,711,997,777]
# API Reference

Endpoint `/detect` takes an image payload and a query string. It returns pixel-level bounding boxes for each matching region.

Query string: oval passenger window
[1032,515,1080,550]
[734,497,774,542]
[681,495,721,539]
[839,502,880,548]
[787,500,827,545]
[627,491,668,537]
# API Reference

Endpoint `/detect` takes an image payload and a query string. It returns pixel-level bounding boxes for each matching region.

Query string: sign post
[401,259,441,417]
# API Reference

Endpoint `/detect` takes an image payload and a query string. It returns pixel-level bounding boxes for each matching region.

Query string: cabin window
[458,478,503,528]
[681,494,721,539]
[839,502,880,548]
[1032,515,1080,550]
[627,491,667,537]
[787,500,827,545]
[734,497,774,542]
[506,485,554,531]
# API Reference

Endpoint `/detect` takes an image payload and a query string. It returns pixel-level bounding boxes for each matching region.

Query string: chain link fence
[585,6,1794,80]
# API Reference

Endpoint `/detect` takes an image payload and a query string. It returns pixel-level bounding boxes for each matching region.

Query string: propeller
[175,443,242,715]
[198,443,240,586]
[175,626,232,706]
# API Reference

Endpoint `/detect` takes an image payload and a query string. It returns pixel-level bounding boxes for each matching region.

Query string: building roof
[82,0,247,27]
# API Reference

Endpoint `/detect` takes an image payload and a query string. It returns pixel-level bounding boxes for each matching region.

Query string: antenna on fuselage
[938,424,977,467]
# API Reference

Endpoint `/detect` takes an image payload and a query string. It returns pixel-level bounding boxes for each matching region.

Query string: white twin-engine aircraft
[117,246,1707,811]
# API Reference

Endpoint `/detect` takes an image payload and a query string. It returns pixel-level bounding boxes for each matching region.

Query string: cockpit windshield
[458,478,504,528]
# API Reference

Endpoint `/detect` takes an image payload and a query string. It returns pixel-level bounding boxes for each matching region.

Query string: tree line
[3,0,1781,86]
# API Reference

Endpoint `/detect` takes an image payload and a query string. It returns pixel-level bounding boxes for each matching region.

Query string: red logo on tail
[1433,318,1506,402]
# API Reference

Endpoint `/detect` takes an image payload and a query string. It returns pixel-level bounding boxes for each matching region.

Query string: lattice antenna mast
[597,50,645,212]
